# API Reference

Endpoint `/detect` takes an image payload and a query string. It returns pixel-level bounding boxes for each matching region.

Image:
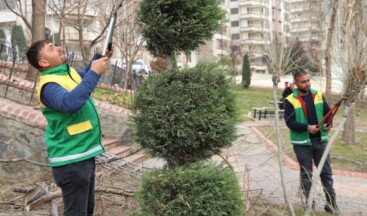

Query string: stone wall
[0,96,132,179]
[0,116,48,179]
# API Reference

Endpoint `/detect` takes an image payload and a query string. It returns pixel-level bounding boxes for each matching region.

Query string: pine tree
[0,29,7,60]
[11,25,27,58]
[242,53,251,88]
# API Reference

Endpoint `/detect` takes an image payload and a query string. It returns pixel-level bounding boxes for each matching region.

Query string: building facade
[229,0,291,74]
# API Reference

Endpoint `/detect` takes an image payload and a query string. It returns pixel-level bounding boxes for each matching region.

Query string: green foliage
[135,163,244,216]
[132,64,237,166]
[0,29,6,43]
[10,25,27,56]
[0,29,7,60]
[136,0,226,56]
[241,53,251,88]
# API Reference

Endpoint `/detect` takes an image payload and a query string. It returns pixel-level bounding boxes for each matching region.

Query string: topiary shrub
[134,163,244,216]
[131,63,237,166]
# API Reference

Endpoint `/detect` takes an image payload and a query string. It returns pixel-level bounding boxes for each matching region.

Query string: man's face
[38,42,67,70]
[294,74,311,94]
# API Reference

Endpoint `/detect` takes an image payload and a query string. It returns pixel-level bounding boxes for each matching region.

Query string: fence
[0,42,145,106]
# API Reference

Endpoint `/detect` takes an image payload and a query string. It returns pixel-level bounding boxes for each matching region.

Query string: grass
[232,85,367,172]
[93,88,134,109]
[231,85,282,122]
[257,127,367,172]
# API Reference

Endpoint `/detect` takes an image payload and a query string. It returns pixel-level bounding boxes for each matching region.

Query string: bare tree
[264,34,306,216]
[305,0,367,214]
[4,0,32,30]
[4,0,46,80]
[338,0,367,145]
[114,0,145,88]
[48,0,80,48]
[228,41,242,80]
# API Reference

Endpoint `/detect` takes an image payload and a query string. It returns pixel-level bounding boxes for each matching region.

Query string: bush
[132,63,237,166]
[135,163,244,216]
[0,29,7,60]
[242,53,251,88]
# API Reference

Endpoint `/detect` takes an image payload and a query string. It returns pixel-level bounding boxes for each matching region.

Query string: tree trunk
[343,103,355,145]
[324,0,338,102]
[272,82,295,216]
[27,0,46,81]
[341,0,356,145]
[78,28,87,62]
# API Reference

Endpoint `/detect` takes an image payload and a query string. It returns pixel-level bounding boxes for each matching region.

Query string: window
[232,34,240,40]
[230,8,238,14]
[231,21,239,27]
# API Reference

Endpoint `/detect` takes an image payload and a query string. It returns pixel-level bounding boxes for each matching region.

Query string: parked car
[117,59,151,76]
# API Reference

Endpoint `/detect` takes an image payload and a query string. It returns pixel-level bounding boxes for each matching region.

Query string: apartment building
[287,0,321,54]
[229,0,293,74]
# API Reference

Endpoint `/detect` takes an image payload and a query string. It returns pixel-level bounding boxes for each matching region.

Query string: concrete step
[108,146,131,158]
[125,153,146,164]
[102,139,119,151]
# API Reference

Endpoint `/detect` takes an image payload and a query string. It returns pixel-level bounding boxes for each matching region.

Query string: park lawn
[93,88,134,109]
[257,126,367,173]
[231,85,282,122]
[233,86,367,172]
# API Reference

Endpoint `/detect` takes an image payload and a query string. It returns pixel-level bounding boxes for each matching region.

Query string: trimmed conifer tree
[135,163,244,216]
[241,53,251,88]
[132,63,237,167]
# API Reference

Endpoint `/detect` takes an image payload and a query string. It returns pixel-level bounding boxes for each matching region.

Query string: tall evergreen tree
[242,53,251,88]
[137,0,225,69]
[0,29,7,60]
[10,25,27,53]
[0,29,6,43]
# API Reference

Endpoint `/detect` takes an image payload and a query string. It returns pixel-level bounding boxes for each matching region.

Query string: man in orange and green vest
[26,40,112,216]
[284,70,340,215]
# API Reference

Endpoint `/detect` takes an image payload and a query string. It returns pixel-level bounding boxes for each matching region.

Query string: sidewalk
[216,122,367,215]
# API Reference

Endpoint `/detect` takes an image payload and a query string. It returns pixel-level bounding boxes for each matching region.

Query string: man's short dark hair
[293,69,308,81]
[26,40,51,70]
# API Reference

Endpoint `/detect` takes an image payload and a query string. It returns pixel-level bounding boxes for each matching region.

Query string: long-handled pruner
[91,0,124,56]
[316,98,344,128]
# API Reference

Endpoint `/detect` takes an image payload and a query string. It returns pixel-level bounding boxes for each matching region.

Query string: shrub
[131,63,237,166]
[241,53,251,88]
[0,29,7,60]
[135,163,244,216]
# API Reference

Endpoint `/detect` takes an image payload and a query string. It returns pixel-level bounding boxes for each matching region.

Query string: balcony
[240,13,268,20]
[241,26,269,33]
[243,38,268,45]
[239,0,268,8]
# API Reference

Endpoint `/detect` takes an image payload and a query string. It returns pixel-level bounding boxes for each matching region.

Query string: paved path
[214,122,367,215]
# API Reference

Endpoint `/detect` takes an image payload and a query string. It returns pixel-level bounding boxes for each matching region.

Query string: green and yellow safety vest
[37,64,104,167]
[286,88,328,145]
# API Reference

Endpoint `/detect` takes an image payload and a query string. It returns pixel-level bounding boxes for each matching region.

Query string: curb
[250,126,367,179]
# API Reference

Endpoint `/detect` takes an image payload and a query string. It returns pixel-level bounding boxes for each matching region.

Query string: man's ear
[38,59,49,68]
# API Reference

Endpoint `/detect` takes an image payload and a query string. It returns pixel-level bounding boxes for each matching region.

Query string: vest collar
[41,64,69,76]
[292,88,318,98]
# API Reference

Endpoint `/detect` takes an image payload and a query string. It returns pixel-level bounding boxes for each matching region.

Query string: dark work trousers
[52,157,96,216]
[293,138,336,200]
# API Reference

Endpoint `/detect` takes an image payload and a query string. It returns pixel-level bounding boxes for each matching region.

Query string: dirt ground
[0,165,141,216]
